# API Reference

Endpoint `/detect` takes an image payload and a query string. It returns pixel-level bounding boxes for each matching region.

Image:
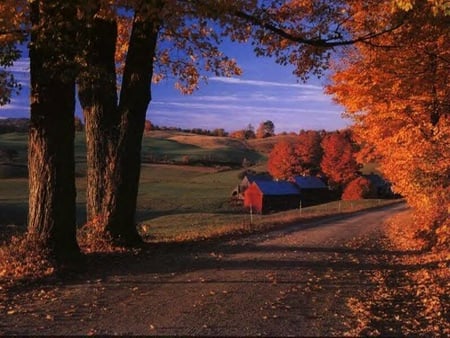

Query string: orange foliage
[244,183,262,213]
[320,132,358,187]
[0,0,27,105]
[327,1,450,246]
[267,140,300,180]
[295,130,323,175]
[342,176,375,200]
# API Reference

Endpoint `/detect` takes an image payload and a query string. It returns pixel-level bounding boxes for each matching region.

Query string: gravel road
[1,203,408,336]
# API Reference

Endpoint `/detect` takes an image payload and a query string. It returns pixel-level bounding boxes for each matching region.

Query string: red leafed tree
[244,183,262,214]
[267,140,300,180]
[320,132,358,187]
[295,130,323,175]
[144,120,152,133]
[342,177,375,200]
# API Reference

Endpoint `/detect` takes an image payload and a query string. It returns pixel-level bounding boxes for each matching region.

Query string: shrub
[342,176,375,200]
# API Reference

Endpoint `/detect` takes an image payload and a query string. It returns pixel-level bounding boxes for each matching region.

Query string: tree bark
[79,6,159,245]
[28,0,80,261]
[104,13,159,244]
[77,15,119,222]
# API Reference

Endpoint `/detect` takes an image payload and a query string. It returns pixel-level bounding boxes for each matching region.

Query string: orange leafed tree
[327,1,450,246]
[342,177,375,201]
[295,130,323,175]
[0,0,27,105]
[267,140,300,180]
[320,132,358,187]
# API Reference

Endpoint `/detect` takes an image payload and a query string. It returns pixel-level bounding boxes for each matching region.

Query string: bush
[342,176,376,200]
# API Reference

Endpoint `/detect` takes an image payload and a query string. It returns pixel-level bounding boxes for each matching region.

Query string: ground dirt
[1,203,412,336]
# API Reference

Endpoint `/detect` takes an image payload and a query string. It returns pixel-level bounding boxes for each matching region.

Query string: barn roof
[362,174,389,187]
[245,174,272,183]
[254,180,301,196]
[293,176,327,189]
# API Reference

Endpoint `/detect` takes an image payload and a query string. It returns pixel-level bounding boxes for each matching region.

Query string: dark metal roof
[246,174,272,183]
[362,174,389,187]
[254,180,301,196]
[293,176,327,189]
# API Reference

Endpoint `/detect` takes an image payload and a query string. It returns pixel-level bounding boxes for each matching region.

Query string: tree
[77,1,248,245]
[85,0,412,245]
[244,124,256,139]
[68,0,419,246]
[267,140,300,180]
[27,0,80,261]
[0,0,27,105]
[144,120,152,133]
[230,129,246,139]
[295,130,323,175]
[342,176,375,200]
[4,0,421,254]
[327,2,450,246]
[256,120,275,138]
[320,131,358,188]
[212,128,227,137]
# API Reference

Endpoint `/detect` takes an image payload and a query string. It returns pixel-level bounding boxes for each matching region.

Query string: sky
[0,41,349,133]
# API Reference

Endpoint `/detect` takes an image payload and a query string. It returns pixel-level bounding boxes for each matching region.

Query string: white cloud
[209,76,322,90]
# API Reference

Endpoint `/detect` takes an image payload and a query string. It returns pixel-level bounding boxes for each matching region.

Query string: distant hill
[247,134,298,154]
[142,130,264,167]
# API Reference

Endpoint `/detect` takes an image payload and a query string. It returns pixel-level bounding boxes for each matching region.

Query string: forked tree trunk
[103,15,159,244]
[27,0,80,261]
[79,7,159,245]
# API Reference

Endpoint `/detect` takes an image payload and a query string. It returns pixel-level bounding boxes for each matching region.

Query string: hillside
[246,134,298,154]
[141,130,264,167]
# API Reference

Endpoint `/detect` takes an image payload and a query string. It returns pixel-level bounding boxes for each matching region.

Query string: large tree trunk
[104,13,159,244]
[79,6,159,245]
[27,0,80,261]
[77,15,119,222]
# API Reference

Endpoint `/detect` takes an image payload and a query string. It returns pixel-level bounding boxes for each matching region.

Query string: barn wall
[262,195,301,213]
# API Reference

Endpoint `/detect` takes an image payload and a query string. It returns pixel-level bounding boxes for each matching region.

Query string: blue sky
[1,42,349,133]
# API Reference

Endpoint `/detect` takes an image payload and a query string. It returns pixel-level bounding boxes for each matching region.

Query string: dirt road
[1,203,407,336]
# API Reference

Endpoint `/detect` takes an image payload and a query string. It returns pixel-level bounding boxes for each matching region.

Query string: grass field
[0,130,394,242]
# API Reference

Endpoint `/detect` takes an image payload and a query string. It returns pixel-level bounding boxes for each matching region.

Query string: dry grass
[247,134,298,153]
[169,134,249,150]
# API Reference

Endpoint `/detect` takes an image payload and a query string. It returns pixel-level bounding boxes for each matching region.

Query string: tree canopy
[327,0,449,245]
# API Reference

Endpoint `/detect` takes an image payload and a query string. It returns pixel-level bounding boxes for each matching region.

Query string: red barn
[244,179,301,214]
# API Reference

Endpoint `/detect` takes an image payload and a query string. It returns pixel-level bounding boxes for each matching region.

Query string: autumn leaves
[268,130,359,188]
[326,1,450,247]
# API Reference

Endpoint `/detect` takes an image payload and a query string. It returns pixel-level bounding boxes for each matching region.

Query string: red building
[244,179,301,214]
